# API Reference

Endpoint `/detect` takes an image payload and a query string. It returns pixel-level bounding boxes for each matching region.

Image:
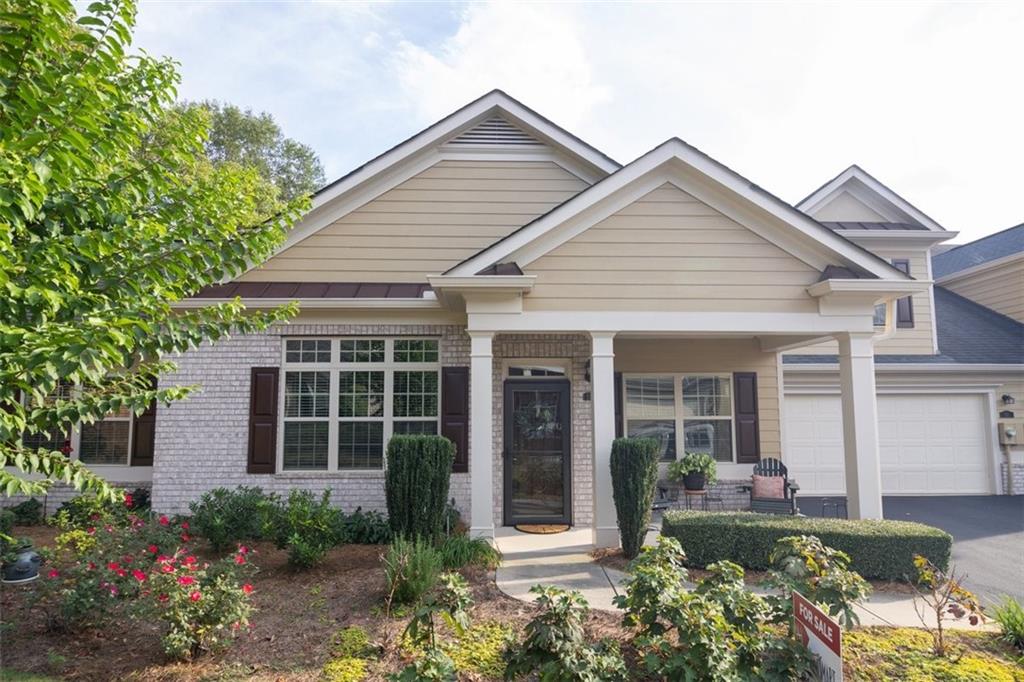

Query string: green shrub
[504,585,627,681]
[189,486,279,553]
[392,572,472,682]
[385,435,454,541]
[272,489,343,569]
[52,494,129,530]
[609,437,660,560]
[762,535,871,628]
[0,509,15,538]
[332,625,375,658]
[993,597,1024,652]
[337,507,391,545]
[8,498,43,525]
[614,537,813,681]
[440,620,513,678]
[383,535,443,606]
[661,511,951,580]
[437,534,501,570]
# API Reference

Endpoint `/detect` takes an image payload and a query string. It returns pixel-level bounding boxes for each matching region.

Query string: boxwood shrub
[661,511,951,581]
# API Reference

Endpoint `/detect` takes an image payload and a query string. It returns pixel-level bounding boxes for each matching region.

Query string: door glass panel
[508,388,566,521]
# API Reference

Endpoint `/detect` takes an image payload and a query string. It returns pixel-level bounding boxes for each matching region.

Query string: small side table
[683,489,709,511]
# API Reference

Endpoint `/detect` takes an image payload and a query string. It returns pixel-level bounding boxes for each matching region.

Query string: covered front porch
[461,315,893,548]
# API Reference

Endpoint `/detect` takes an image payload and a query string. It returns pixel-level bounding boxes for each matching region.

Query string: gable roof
[445,138,912,281]
[265,90,621,260]
[932,223,1024,279]
[798,164,946,232]
[310,89,620,207]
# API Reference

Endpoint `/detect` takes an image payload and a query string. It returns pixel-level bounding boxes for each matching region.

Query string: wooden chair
[740,458,800,515]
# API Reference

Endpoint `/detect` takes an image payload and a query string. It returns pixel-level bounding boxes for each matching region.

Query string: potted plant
[668,452,718,491]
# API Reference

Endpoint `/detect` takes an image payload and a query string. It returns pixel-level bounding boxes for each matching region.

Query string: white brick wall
[151,324,471,517]
[490,334,594,527]
[1001,462,1024,495]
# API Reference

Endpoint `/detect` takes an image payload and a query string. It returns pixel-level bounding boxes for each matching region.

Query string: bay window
[280,338,440,471]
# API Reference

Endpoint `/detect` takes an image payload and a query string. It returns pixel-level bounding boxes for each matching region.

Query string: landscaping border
[661,511,952,580]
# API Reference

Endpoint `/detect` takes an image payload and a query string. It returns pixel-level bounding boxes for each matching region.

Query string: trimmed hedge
[385,435,454,540]
[661,511,951,581]
[609,437,660,559]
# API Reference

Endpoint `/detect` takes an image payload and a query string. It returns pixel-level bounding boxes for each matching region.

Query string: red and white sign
[794,591,843,682]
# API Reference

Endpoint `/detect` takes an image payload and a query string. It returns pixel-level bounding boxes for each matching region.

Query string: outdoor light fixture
[1005,425,1018,441]
[1002,394,1016,405]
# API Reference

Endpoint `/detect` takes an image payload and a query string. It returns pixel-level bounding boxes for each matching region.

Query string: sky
[131,1,1024,244]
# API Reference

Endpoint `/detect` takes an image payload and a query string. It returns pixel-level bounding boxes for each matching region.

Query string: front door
[503,379,572,525]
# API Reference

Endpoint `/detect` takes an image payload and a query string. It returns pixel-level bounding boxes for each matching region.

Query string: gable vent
[446,116,544,147]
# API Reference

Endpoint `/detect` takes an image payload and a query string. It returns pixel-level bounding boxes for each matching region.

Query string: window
[19,381,71,454]
[682,375,733,463]
[281,338,441,471]
[624,376,676,461]
[79,406,132,465]
[873,304,887,327]
[621,374,737,463]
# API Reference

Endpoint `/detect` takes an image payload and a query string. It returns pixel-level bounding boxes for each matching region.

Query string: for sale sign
[793,591,843,682]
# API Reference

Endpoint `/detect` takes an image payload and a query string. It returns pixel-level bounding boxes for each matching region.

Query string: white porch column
[837,332,884,519]
[469,331,495,539]
[590,332,618,547]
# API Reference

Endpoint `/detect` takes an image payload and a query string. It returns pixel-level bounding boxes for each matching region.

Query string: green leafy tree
[0,0,304,500]
[183,100,325,202]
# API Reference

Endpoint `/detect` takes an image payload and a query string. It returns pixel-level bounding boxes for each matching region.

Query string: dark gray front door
[503,379,571,525]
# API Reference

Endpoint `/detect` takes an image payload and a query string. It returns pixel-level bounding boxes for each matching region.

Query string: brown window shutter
[614,372,624,439]
[441,366,470,473]
[892,259,915,328]
[247,367,279,474]
[130,382,157,467]
[733,372,760,464]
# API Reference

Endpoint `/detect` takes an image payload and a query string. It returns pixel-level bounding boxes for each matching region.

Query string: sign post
[793,591,843,682]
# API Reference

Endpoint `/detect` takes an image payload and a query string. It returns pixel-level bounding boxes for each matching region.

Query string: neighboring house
[13,92,1022,543]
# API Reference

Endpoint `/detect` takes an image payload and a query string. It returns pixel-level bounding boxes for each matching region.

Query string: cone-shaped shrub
[385,435,455,540]
[610,437,660,559]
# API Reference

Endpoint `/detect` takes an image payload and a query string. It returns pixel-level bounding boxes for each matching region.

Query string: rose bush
[34,510,256,660]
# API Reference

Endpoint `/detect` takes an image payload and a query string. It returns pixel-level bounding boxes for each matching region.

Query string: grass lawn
[2,527,1020,680]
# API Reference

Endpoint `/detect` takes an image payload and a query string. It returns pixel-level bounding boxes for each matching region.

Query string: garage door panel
[784,394,992,495]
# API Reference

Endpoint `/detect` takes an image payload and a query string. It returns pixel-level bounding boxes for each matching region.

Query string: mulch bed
[0,526,625,681]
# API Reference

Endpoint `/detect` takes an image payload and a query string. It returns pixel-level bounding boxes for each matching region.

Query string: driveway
[802,495,1024,604]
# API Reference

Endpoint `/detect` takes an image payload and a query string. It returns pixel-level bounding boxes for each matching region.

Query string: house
[19,91,1024,543]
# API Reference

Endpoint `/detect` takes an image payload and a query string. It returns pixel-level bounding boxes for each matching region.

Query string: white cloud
[130,1,1023,241]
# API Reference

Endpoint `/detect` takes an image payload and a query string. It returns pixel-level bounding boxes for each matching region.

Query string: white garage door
[784,393,993,495]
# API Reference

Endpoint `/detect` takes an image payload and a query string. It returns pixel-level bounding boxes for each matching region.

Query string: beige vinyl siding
[523,184,822,312]
[241,160,589,282]
[943,258,1024,322]
[793,249,936,355]
[615,338,782,459]
[810,191,889,223]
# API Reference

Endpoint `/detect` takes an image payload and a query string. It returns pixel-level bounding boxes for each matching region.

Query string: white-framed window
[624,376,676,461]
[18,381,140,467]
[280,337,441,472]
[622,373,736,463]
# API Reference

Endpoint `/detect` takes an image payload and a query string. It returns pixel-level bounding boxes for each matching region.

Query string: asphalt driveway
[803,495,1024,603]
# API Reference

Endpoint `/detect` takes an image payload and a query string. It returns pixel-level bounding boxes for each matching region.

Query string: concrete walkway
[494,527,992,630]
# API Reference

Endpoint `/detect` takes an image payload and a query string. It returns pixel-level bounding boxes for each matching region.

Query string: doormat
[515,524,570,534]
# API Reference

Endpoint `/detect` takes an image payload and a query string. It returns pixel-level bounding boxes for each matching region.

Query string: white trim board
[446,140,911,281]
[797,165,946,232]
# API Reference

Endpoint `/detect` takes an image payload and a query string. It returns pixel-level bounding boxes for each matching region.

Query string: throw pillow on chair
[752,474,784,499]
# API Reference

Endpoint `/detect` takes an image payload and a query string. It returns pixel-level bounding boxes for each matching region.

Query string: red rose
[158,515,169,526]
[107,561,120,571]
[148,545,158,554]
[238,545,249,555]
[157,593,168,603]
[190,591,202,602]
[183,556,197,565]
[242,584,254,595]
[177,575,195,586]
[180,521,189,530]
[132,569,147,582]
[161,564,175,574]
[180,533,191,542]
[124,493,133,508]
[48,569,60,579]
[234,554,246,565]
